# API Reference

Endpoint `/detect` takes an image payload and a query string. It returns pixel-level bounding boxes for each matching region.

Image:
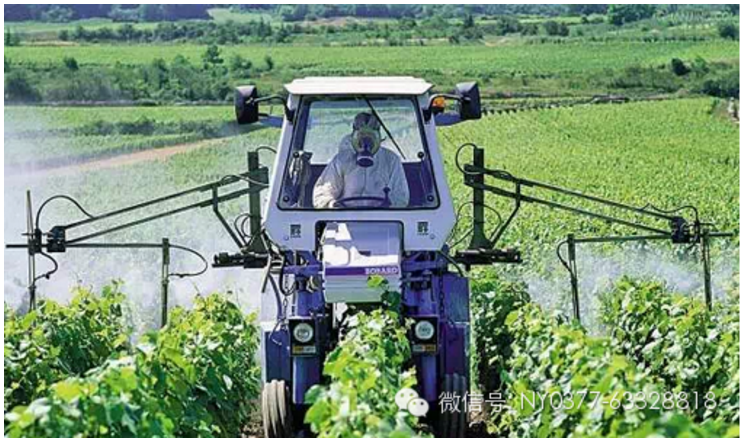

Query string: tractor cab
[236,77,480,254]
[277,95,439,210]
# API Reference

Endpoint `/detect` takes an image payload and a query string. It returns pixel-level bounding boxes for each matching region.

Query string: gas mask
[351,113,381,168]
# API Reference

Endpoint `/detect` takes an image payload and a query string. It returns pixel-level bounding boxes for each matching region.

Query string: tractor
[239,77,480,436]
[8,76,731,438]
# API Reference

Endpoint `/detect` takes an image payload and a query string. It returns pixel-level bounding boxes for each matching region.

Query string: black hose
[34,251,59,282]
[35,195,95,231]
[168,243,209,278]
[255,145,277,155]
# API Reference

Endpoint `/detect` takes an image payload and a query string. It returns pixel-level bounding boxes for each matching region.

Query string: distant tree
[690,56,710,77]
[63,56,79,72]
[543,20,569,36]
[521,23,539,36]
[117,23,139,41]
[463,13,475,29]
[229,54,252,77]
[726,4,739,15]
[670,58,690,76]
[5,69,41,102]
[607,4,656,26]
[274,25,292,43]
[72,25,90,41]
[40,6,74,23]
[492,16,521,35]
[264,54,275,71]
[567,4,608,16]
[58,29,70,41]
[202,45,223,67]
[700,70,739,99]
[718,22,739,40]
[4,28,21,46]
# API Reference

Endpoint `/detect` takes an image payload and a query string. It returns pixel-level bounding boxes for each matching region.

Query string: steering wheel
[335,188,391,208]
[335,196,388,208]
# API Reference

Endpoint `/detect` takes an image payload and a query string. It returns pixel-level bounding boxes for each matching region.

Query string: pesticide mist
[518,241,738,334]
[4,110,266,335]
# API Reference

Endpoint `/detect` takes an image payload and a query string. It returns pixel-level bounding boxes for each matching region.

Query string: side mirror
[456,82,481,121]
[235,85,259,124]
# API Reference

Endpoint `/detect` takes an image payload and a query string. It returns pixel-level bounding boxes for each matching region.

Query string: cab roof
[285,76,433,96]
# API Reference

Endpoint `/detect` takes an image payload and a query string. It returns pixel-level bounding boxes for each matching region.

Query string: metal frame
[455,143,734,319]
[6,152,270,317]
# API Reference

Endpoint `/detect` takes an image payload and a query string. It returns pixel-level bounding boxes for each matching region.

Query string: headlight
[414,320,435,341]
[293,322,314,344]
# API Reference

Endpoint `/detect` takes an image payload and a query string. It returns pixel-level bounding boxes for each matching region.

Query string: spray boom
[453,143,733,319]
[7,151,270,323]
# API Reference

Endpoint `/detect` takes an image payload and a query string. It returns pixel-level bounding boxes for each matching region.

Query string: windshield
[278,97,439,210]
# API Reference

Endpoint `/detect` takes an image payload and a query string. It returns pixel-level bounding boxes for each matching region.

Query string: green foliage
[202,44,223,67]
[700,68,740,98]
[4,28,21,46]
[305,309,425,437]
[5,293,260,437]
[5,39,737,101]
[608,4,657,26]
[670,58,690,76]
[543,20,569,36]
[62,56,79,71]
[472,276,530,394]
[4,285,131,412]
[264,54,275,71]
[443,98,739,261]
[497,303,738,437]
[601,278,740,423]
[4,69,41,103]
[718,22,739,40]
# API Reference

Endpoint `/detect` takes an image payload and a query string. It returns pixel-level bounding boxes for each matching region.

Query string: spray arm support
[456,144,711,256]
[22,152,268,253]
[7,152,271,310]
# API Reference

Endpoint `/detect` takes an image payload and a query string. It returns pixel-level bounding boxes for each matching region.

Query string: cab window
[279,97,439,210]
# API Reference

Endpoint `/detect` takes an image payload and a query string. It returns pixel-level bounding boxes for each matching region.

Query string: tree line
[4,45,275,104]
[52,15,578,46]
[5,4,736,25]
[4,4,212,22]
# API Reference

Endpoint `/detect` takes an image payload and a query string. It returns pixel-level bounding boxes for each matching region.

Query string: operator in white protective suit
[313,112,410,209]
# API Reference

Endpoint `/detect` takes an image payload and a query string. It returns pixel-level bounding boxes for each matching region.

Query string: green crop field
[5,105,232,129]
[6,40,738,74]
[4,4,740,438]
[443,98,740,246]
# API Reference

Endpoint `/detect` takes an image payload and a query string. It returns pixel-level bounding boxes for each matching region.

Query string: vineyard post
[567,234,581,323]
[700,229,712,310]
[26,190,37,311]
[161,238,170,327]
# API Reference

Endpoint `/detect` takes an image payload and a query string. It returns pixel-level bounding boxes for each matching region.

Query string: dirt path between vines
[6,138,225,181]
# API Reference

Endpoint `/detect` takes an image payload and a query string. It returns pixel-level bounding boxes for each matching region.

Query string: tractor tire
[436,373,468,438]
[262,380,293,438]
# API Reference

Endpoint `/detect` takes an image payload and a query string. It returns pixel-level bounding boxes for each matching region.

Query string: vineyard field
[6,40,738,77]
[5,293,260,437]
[3,5,740,434]
[442,98,740,253]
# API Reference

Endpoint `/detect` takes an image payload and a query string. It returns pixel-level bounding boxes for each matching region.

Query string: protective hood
[351,112,381,168]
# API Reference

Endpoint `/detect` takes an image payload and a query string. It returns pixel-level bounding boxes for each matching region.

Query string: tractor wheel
[262,380,293,438]
[436,373,468,438]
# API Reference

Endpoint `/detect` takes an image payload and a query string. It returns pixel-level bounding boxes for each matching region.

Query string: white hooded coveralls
[313,147,410,209]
